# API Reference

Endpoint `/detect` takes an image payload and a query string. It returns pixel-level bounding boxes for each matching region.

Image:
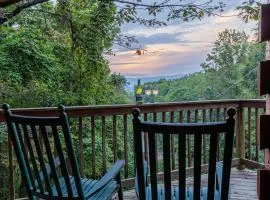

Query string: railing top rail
[0,99,265,122]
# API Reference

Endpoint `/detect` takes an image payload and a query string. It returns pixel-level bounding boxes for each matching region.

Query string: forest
[143,29,265,103]
[0,0,264,198]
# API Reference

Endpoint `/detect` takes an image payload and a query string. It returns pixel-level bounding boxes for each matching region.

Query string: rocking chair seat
[143,186,221,200]
[51,176,119,199]
[136,162,224,200]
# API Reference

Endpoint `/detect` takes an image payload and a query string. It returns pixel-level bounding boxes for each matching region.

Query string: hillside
[125,74,185,92]
[141,31,265,103]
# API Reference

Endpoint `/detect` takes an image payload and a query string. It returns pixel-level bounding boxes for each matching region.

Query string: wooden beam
[260,4,270,42]
[259,61,270,96]
[259,115,270,150]
[1,99,265,122]
[258,2,270,198]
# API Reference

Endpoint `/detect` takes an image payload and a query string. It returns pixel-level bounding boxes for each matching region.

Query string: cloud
[125,25,188,38]
[109,42,207,76]
[110,6,257,77]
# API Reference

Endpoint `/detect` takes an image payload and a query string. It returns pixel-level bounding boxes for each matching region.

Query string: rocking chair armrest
[87,160,125,197]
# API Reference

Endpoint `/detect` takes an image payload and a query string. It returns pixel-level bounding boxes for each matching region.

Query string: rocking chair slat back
[132,107,236,200]
[148,131,158,200]
[2,104,84,199]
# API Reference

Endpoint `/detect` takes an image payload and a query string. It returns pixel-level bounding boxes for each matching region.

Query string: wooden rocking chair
[132,108,236,200]
[3,104,124,200]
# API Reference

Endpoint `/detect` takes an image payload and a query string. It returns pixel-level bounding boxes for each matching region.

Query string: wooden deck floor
[121,168,257,200]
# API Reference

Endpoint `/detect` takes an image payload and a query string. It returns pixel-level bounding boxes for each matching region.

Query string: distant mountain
[125,74,185,92]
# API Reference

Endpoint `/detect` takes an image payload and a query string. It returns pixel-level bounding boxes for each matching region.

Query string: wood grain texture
[1,100,265,122]
[121,168,258,200]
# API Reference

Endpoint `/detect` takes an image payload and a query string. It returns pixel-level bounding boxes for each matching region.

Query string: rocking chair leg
[116,173,123,200]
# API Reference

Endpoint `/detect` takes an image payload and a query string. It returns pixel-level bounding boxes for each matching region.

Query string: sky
[108,0,263,77]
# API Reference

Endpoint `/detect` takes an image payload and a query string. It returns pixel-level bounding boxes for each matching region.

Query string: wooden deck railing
[0,99,266,199]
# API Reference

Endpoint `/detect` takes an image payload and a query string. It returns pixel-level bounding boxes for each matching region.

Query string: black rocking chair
[3,104,124,200]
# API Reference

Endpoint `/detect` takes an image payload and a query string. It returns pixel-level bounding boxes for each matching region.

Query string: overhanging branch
[0,0,22,8]
[0,0,49,24]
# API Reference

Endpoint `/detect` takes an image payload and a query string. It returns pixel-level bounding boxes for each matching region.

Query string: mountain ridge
[125,74,185,92]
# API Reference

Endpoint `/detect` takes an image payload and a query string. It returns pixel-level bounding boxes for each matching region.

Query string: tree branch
[0,0,49,24]
[0,0,22,8]
[113,0,193,8]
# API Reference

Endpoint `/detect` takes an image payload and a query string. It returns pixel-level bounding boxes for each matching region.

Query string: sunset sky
[109,0,263,77]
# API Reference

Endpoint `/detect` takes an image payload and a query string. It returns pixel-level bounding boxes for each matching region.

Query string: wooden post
[258,3,270,199]
[263,45,270,169]
[236,106,245,169]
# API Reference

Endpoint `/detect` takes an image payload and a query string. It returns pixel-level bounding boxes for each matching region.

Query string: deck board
[120,168,257,200]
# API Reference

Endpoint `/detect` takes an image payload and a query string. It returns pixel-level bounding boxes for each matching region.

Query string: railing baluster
[91,116,96,177]
[123,114,128,178]
[255,108,259,162]
[78,117,84,176]
[217,108,220,121]
[224,108,227,120]
[162,112,166,122]
[217,108,220,160]
[102,116,107,173]
[202,109,207,164]
[153,113,157,122]
[179,111,183,123]
[248,107,252,160]
[209,108,213,122]
[237,107,245,167]
[113,115,117,162]
[195,110,198,122]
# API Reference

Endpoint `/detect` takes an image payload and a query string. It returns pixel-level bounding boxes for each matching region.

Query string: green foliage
[0,2,131,198]
[0,1,130,107]
[144,29,264,103]
[0,0,265,198]
[116,0,226,27]
[236,0,261,23]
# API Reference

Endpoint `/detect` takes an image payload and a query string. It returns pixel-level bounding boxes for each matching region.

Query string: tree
[0,6,65,107]
[0,0,225,25]
[0,1,130,107]
[201,29,250,99]
[0,0,263,25]
[0,0,263,53]
[236,0,261,23]
[141,28,264,103]
[53,0,121,105]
